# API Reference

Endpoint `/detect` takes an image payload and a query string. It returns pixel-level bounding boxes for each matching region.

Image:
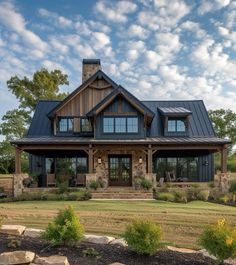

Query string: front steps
[90,187,154,199]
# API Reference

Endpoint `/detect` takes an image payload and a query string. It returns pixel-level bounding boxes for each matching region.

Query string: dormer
[158,107,192,137]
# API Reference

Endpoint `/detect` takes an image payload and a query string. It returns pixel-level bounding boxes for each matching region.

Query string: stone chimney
[82,59,101,82]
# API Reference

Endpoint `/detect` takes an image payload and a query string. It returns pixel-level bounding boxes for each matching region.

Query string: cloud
[144,50,162,70]
[198,0,230,15]
[0,2,49,53]
[128,24,149,39]
[92,32,110,49]
[94,0,137,23]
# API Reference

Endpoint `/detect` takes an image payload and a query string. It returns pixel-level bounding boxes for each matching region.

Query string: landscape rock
[199,249,236,265]
[34,255,69,265]
[0,251,35,264]
[0,225,26,236]
[167,246,198,254]
[84,234,115,244]
[109,263,126,265]
[110,238,128,247]
[24,228,44,238]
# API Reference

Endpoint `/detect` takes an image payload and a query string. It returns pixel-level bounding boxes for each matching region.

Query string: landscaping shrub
[67,190,91,201]
[172,189,187,203]
[218,194,231,204]
[123,219,162,255]
[196,190,210,202]
[42,205,84,246]
[140,178,153,190]
[82,247,99,257]
[89,180,100,190]
[186,187,198,201]
[57,181,69,194]
[191,183,200,188]
[229,180,236,194]
[207,181,215,188]
[155,192,175,202]
[199,218,236,264]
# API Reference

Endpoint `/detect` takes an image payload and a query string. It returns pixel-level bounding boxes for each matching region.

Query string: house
[12,59,230,190]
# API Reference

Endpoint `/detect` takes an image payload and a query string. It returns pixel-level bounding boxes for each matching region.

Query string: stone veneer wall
[94,150,147,187]
[13,174,28,197]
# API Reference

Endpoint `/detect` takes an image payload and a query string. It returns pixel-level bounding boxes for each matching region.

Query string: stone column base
[214,172,231,193]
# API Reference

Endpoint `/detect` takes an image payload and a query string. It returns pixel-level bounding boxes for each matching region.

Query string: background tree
[0,68,69,173]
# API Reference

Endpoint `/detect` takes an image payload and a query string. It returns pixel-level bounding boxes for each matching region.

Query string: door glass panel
[77,157,87,173]
[121,157,130,181]
[109,158,119,181]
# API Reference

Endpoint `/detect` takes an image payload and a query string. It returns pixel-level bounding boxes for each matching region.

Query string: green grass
[1,200,236,249]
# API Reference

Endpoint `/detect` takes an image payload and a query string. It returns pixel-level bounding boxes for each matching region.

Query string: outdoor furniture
[46,174,56,187]
[159,177,164,186]
[76,174,86,186]
[166,171,176,182]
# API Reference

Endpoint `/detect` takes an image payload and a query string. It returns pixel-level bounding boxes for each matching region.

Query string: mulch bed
[0,234,216,265]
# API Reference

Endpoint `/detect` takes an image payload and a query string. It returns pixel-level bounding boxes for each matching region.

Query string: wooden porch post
[221,144,227,173]
[88,144,94,173]
[147,144,153,173]
[15,147,22,174]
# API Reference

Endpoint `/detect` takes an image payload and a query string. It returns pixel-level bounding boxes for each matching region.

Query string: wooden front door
[108,155,132,186]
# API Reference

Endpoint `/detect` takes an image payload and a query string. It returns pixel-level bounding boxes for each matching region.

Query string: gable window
[58,118,73,132]
[115,117,126,133]
[81,118,92,132]
[168,119,186,132]
[127,117,138,133]
[103,117,114,133]
[103,116,138,133]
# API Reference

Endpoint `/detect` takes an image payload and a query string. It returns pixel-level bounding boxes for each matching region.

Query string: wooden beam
[88,144,94,173]
[15,147,22,174]
[221,145,227,173]
[147,144,152,173]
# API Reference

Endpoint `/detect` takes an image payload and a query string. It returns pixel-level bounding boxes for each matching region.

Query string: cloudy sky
[0,0,236,129]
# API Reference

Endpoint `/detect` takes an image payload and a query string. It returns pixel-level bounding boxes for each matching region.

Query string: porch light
[98,157,102,164]
[139,157,143,164]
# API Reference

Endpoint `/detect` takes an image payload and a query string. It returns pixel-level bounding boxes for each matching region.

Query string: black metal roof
[82,59,100,64]
[143,100,216,137]
[12,136,231,145]
[158,107,192,115]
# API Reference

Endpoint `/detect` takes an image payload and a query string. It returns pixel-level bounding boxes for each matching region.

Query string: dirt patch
[0,234,215,265]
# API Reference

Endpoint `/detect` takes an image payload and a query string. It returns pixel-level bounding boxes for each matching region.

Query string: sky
[0,0,236,134]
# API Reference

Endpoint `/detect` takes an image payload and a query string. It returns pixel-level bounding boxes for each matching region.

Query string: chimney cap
[82,59,101,65]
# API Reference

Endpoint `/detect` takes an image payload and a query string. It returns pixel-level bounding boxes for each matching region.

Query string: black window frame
[103,116,139,134]
[167,118,186,133]
[58,117,74,133]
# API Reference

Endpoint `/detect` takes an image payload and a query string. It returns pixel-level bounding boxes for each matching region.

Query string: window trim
[58,117,74,133]
[103,116,139,134]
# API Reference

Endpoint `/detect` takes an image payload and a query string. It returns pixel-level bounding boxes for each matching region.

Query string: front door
[108,155,132,186]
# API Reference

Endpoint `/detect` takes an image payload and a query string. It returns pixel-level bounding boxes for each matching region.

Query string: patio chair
[76,174,86,186]
[165,171,176,182]
[46,173,56,187]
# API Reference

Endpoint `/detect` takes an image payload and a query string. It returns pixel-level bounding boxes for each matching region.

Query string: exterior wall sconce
[98,157,102,164]
[139,157,143,164]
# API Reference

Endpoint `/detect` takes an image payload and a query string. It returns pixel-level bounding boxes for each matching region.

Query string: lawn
[1,200,236,249]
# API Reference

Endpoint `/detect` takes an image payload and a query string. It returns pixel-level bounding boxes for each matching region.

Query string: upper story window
[167,119,186,132]
[81,118,92,132]
[58,118,73,132]
[103,116,138,133]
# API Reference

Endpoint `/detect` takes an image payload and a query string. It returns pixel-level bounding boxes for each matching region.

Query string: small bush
[67,190,91,201]
[191,183,200,188]
[172,189,187,203]
[199,218,236,263]
[186,187,199,201]
[7,238,21,248]
[155,192,175,202]
[140,178,153,190]
[89,180,100,190]
[57,181,69,194]
[229,180,236,193]
[207,181,215,188]
[123,219,162,255]
[82,247,99,257]
[219,194,231,204]
[42,206,84,246]
[197,190,210,201]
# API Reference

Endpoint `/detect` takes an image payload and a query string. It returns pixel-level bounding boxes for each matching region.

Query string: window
[58,118,73,132]
[77,157,87,173]
[103,116,139,133]
[103,117,114,133]
[127,117,138,133]
[115,117,126,133]
[81,118,92,132]
[167,119,186,132]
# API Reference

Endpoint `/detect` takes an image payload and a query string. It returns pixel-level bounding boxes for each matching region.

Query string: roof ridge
[142,100,203,102]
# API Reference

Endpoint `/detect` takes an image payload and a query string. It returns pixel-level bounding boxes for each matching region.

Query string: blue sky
[0,0,236,133]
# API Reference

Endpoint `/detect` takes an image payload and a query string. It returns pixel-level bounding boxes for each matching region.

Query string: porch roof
[11,136,231,146]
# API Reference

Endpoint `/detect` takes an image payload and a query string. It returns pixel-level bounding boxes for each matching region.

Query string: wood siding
[56,78,113,116]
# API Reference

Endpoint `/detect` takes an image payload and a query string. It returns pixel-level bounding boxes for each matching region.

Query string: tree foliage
[208,109,236,147]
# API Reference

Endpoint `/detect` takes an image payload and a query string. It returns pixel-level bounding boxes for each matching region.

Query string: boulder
[34,256,69,265]
[24,228,44,238]
[83,234,115,244]
[0,251,35,264]
[167,246,198,254]
[110,238,128,247]
[0,225,26,236]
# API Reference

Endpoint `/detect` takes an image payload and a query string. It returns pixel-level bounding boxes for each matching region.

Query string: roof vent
[82,59,101,83]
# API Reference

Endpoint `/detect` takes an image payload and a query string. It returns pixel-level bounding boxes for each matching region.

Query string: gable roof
[86,85,155,120]
[158,107,192,116]
[28,100,60,137]
[47,69,118,118]
[142,100,216,137]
